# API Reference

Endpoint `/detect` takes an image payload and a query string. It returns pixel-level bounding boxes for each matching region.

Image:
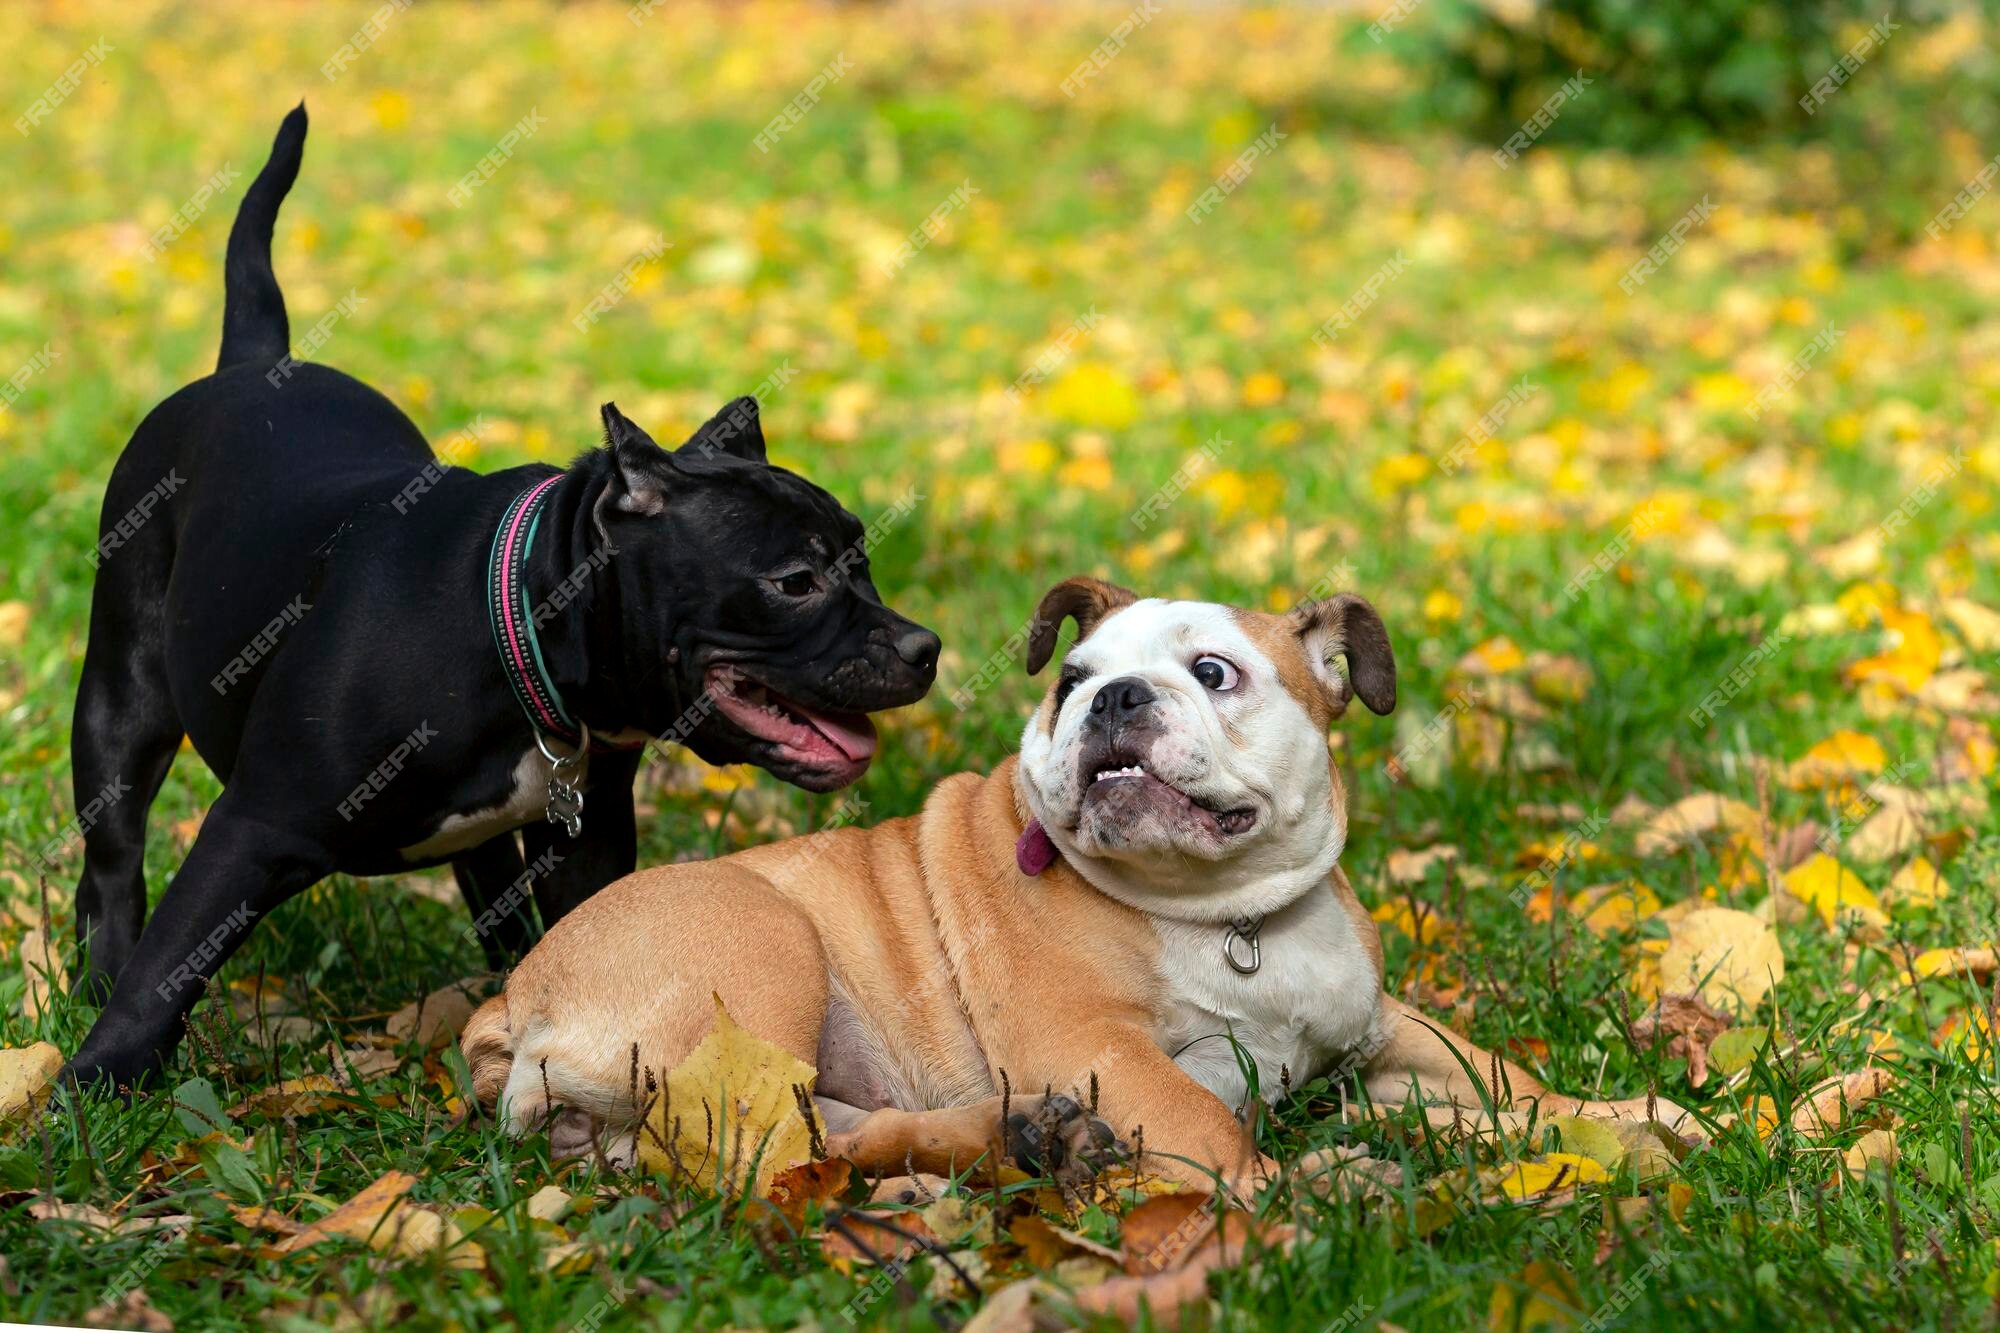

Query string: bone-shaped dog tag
[545,777,584,839]
[535,727,590,839]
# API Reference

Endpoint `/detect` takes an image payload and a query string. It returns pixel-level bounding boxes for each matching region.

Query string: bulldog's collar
[1016,817,1265,974]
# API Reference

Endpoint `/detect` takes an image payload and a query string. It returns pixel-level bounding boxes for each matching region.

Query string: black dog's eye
[1191,655,1241,692]
[774,570,817,598]
[1054,668,1085,712]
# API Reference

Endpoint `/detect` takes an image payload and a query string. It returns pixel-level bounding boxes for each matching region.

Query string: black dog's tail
[217,103,308,371]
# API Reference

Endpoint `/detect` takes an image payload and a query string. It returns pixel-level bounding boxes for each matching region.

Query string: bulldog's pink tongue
[802,708,877,763]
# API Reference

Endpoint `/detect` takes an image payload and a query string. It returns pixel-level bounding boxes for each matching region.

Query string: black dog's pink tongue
[1016,818,1057,876]
[804,708,877,763]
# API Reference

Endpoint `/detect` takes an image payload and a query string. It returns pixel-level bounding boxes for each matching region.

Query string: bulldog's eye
[773,570,818,598]
[1191,655,1240,692]
[1055,668,1085,711]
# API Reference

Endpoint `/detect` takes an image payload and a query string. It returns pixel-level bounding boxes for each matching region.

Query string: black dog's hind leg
[62,789,335,1090]
[452,834,536,970]
[520,752,639,928]
[70,516,185,999]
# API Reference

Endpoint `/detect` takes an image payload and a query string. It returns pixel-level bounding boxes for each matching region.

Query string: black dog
[63,106,937,1088]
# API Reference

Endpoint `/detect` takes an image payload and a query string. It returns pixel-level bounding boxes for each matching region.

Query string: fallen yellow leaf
[0,1042,62,1124]
[1784,730,1886,790]
[1882,856,1949,910]
[638,995,818,1193]
[1657,908,1785,1015]
[1781,854,1886,933]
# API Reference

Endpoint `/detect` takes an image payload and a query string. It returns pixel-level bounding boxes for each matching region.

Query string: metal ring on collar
[533,721,591,771]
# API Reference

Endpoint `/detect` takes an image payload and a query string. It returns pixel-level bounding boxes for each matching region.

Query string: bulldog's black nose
[894,626,940,676]
[1090,675,1156,721]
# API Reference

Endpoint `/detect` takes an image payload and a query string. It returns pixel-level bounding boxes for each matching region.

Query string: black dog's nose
[1090,675,1156,721]
[894,626,940,676]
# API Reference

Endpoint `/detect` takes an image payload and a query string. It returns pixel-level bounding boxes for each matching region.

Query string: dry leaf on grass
[228,1075,350,1120]
[1488,1258,1582,1331]
[1491,1153,1609,1201]
[275,1169,483,1268]
[1784,731,1886,790]
[637,995,817,1193]
[1881,856,1949,909]
[0,1042,62,1126]
[1657,907,1784,1015]
[763,1158,859,1233]
[1906,945,1999,983]
[1781,854,1887,936]
[1842,1128,1899,1176]
[1385,844,1461,886]
[1791,1069,1897,1138]
[387,977,490,1049]
[1634,794,1759,858]
[1631,993,1735,1088]
[526,1184,573,1224]
[1942,597,2000,653]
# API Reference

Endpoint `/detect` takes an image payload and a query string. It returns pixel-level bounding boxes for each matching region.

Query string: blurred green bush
[1355,0,2000,248]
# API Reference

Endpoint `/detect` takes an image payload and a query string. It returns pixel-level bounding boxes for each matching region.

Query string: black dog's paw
[1006,1094,1128,1187]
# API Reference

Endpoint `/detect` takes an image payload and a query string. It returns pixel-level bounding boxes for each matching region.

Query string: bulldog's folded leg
[824,1093,1124,1188]
[1361,995,1693,1132]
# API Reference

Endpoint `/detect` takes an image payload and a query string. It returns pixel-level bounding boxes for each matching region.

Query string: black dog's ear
[680,395,767,465]
[1291,593,1396,717]
[600,402,675,517]
[1025,576,1139,675]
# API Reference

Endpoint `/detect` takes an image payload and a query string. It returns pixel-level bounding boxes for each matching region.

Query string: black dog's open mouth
[707,665,878,779]
[1083,760,1257,836]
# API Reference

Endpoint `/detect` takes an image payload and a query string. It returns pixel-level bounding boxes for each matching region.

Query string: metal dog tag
[535,727,589,839]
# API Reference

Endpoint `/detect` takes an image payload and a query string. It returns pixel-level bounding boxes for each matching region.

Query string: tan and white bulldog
[463,577,1679,1188]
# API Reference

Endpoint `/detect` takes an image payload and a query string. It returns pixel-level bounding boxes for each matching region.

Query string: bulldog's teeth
[1093,765,1146,783]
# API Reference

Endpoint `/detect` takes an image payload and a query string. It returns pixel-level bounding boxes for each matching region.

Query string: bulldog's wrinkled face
[1016,577,1395,921]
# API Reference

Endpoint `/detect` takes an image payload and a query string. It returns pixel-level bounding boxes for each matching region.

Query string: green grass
[4,2,2000,1329]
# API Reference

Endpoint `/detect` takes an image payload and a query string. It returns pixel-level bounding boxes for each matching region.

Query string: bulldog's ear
[681,395,767,465]
[600,402,675,517]
[1025,576,1138,675]
[1291,593,1396,716]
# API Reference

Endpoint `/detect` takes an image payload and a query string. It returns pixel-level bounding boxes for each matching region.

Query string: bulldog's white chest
[1153,884,1383,1113]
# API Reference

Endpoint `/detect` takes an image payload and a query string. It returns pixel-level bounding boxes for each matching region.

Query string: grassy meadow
[3,1,2000,1328]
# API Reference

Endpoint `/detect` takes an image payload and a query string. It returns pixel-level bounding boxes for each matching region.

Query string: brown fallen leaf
[230,1201,307,1237]
[276,1169,482,1267]
[1631,993,1735,1088]
[764,1158,857,1233]
[1635,793,1759,858]
[1385,844,1461,886]
[1792,1068,1897,1138]
[821,1208,937,1268]
[1119,1192,1215,1275]
[1079,1220,1295,1328]
[386,976,491,1049]
[228,1074,349,1120]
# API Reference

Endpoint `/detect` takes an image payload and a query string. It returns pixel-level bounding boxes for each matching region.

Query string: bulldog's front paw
[1005,1094,1127,1188]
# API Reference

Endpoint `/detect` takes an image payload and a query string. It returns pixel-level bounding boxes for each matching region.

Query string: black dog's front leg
[520,752,638,928]
[62,790,335,1090]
